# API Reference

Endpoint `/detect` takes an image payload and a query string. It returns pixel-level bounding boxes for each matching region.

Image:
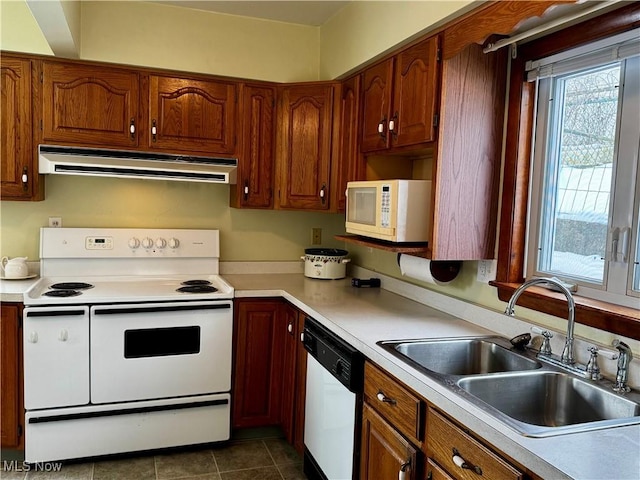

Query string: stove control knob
[141,237,154,249]
[168,238,180,249]
[128,237,141,249]
[155,238,167,249]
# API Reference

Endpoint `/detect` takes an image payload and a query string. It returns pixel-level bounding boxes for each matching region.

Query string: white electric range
[23,228,234,463]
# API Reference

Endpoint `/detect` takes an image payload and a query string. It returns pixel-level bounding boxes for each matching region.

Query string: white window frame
[526,30,640,309]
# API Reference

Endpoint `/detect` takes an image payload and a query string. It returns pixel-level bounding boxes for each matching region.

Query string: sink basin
[457,371,640,436]
[378,336,640,436]
[380,337,541,376]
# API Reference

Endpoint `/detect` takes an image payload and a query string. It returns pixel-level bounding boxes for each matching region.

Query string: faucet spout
[505,277,576,364]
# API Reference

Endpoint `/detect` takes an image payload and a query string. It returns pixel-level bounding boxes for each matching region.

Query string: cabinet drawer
[426,459,454,480]
[427,408,523,480]
[364,362,423,444]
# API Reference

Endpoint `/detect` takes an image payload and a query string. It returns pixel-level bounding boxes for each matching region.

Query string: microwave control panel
[381,185,391,228]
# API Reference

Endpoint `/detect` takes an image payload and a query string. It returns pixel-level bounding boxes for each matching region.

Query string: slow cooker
[301,248,350,279]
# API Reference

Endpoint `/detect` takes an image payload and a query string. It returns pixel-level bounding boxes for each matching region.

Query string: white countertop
[225,269,640,480]
[3,268,639,479]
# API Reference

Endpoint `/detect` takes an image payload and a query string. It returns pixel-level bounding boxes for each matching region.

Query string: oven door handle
[93,303,231,315]
[26,310,87,317]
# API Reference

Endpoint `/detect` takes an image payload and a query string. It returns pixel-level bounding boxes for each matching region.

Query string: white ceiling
[152,1,351,26]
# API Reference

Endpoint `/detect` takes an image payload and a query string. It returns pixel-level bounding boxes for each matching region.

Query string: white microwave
[345,180,432,243]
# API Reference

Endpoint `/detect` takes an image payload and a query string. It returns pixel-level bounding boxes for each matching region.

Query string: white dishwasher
[302,317,364,480]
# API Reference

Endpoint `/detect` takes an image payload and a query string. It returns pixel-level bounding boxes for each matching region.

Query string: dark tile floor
[0,434,306,480]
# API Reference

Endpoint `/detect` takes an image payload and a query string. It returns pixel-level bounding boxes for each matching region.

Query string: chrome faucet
[505,277,576,365]
[612,340,633,393]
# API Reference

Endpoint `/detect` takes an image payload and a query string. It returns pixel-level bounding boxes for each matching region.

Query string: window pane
[538,64,621,283]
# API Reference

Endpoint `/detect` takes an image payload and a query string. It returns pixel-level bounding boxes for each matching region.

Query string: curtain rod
[483,1,622,54]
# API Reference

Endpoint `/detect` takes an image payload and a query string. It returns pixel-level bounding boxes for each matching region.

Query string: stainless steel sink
[377,336,640,436]
[456,371,640,436]
[379,337,542,376]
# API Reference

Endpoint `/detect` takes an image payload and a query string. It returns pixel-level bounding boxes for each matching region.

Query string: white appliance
[38,144,238,184]
[23,228,234,463]
[345,179,432,243]
[302,317,364,480]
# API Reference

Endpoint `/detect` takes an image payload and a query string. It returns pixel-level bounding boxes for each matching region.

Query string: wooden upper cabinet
[431,44,506,260]
[42,62,140,148]
[276,83,335,211]
[361,59,394,153]
[334,75,364,213]
[231,84,275,209]
[1,56,38,200]
[361,36,439,153]
[148,75,237,155]
[392,36,439,148]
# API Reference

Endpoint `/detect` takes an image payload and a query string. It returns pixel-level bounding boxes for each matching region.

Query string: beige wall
[319,0,475,79]
[80,1,319,82]
[0,0,52,54]
[1,176,346,261]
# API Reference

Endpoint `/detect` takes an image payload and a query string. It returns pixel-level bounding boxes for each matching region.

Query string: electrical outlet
[49,217,62,228]
[311,228,322,245]
[476,259,497,283]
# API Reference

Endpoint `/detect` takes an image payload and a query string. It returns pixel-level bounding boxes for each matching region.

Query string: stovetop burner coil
[43,289,83,298]
[177,285,218,293]
[180,280,212,286]
[50,282,94,290]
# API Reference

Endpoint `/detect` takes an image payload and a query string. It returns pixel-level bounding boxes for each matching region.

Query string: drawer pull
[376,391,396,404]
[452,448,482,475]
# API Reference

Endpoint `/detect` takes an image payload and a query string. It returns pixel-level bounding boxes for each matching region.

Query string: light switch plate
[476,259,497,283]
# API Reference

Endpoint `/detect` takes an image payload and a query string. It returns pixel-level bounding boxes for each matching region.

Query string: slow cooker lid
[304,248,349,256]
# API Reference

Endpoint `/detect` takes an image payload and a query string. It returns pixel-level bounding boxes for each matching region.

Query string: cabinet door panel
[280,303,299,443]
[1,58,33,199]
[392,37,439,147]
[1,304,22,448]
[361,59,393,153]
[232,299,283,428]
[360,403,418,480]
[233,84,274,208]
[277,84,334,210]
[149,75,236,154]
[335,76,363,213]
[43,62,139,148]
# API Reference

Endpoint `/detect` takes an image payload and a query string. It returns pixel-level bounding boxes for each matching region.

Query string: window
[526,30,640,308]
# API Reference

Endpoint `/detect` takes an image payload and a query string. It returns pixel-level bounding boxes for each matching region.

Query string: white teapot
[1,256,29,278]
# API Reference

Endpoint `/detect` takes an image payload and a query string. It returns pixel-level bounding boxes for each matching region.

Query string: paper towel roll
[397,254,461,285]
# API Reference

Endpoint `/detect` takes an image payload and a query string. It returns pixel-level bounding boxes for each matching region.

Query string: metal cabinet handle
[376,391,396,404]
[21,167,28,191]
[399,460,411,480]
[320,184,326,205]
[130,118,136,139]
[287,322,294,334]
[452,448,482,475]
[151,119,158,142]
[243,180,249,200]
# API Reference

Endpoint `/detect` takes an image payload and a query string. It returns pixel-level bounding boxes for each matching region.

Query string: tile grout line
[209,449,221,479]
[262,440,286,480]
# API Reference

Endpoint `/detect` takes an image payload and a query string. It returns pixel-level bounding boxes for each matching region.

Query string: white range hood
[39,145,237,184]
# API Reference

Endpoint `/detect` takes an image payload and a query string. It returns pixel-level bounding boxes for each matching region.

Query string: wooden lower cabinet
[232,298,306,451]
[426,408,524,480]
[360,403,418,480]
[1,303,23,448]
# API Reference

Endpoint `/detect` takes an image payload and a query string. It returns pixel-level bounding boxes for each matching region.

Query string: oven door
[90,300,232,404]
